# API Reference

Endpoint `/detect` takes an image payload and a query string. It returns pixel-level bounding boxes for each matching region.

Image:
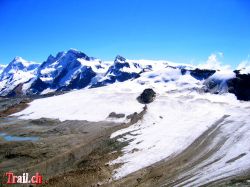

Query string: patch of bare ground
[0,98,30,118]
[0,100,147,186]
[44,106,147,187]
[0,119,125,185]
[45,139,126,187]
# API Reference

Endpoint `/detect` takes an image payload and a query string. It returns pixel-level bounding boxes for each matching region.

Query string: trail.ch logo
[2,172,43,185]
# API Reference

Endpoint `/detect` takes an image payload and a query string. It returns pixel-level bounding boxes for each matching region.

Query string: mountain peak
[3,56,39,75]
[66,48,83,56]
[115,55,126,63]
[52,49,91,61]
[68,48,80,53]
[12,56,27,64]
[47,54,55,61]
[8,56,33,69]
[10,56,39,66]
[0,64,6,74]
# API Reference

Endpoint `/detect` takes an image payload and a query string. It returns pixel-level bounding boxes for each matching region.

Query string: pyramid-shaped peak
[67,48,81,53]
[8,56,32,68]
[115,55,126,63]
[12,56,26,63]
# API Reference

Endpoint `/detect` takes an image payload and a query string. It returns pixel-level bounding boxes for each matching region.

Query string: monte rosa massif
[0,48,250,101]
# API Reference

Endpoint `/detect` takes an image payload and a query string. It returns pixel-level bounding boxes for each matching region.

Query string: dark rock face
[101,55,141,84]
[181,69,187,75]
[137,88,156,104]
[115,55,126,62]
[23,50,98,94]
[58,67,97,91]
[105,72,140,83]
[203,70,250,101]
[188,69,216,80]
[23,53,143,94]
[6,84,24,97]
[227,72,250,101]
[203,78,227,94]
[28,78,50,94]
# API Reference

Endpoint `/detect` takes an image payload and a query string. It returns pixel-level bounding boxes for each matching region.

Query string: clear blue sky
[0,0,250,67]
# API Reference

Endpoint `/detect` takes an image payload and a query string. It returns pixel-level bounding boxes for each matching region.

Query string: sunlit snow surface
[0,57,39,96]
[110,93,250,183]
[12,86,144,122]
[12,67,250,185]
[0,65,6,74]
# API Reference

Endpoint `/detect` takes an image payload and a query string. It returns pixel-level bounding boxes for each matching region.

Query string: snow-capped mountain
[25,49,108,95]
[0,49,250,101]
[0,64,6,75]
[0,57,39,96]
[92,55,143,87]
[103,55,142,82]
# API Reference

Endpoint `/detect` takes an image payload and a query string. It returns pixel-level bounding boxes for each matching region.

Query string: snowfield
[110,92,250,185]
[110,93,226,179]
[12,85,144,122]
[12,66,202,121]
[12,64,250,186]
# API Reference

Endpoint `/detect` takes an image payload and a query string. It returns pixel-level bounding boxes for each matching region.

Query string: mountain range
[0,49,250,101]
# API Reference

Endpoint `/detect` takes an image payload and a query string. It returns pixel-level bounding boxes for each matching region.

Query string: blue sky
[0,0,249,67]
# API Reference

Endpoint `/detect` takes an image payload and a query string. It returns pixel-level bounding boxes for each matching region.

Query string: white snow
[40,88,57,95]
[40,77,53,82]
[12,57,33,67]
[110,93,227,179]
[40,67,56,75]
[127,59,193,71]
[176,102,250,186]
[237,60,250,74]
[210,70,236,80]
[12,84,144,122]
[0,64,6,75]
[121,64,141,74]
[13,72,250,185]
[77,58,109,74]
[12,65,204,122]
[110,91,250,184]
[0,57,39,95]
[0,70,37,95]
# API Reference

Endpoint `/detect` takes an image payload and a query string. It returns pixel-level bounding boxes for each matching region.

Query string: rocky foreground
[0,96,147,186]
[0,89,250,187]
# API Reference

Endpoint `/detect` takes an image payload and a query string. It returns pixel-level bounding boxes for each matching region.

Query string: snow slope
[0,64,6,75]
[12,66,203,121]
[177,107,250,186]
[110,92,250,181]
[11,67,250,185]
[0,57,39,96]
[12,84,144,122]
